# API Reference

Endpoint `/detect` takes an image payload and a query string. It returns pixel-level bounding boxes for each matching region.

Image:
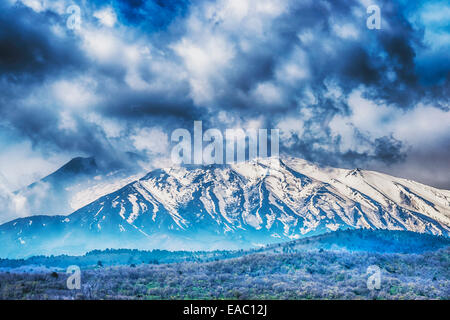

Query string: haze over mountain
[0,156,145,224]
[0,157,448,258]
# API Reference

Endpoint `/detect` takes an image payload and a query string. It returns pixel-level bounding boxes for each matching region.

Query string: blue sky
[0,0,449,189]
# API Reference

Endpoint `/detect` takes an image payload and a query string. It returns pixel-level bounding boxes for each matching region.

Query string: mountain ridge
[0,157,449,258]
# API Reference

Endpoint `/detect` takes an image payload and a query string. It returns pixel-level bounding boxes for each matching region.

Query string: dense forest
[0,247,448,299]
[0,230,448,300]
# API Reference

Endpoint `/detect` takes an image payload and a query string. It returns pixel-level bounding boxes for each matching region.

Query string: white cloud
[332,23,359,39]
[94,7,117,27]
[277,117,304,147]
[170,0,292,106]
[393,104,450,144]
[172,35,235,105]
[275,47,310,84]
[58,111,77,131]
[20,0,45,12]
[82,29,121,61]
[252,82,284,105]
[131,128,169,155]
[85,113,125,139]
[0,141,71,190]
[51,77,99,109]
[329,89,450,153]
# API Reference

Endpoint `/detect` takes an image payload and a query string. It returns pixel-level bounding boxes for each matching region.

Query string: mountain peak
[43,157,98,182]
[2,156,449,258]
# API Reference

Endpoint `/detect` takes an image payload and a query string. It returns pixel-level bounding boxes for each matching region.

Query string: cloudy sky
[0,0,449,190]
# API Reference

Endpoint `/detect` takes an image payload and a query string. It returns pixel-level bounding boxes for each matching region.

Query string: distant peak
[62,157,97,172]
[43,157,98,180]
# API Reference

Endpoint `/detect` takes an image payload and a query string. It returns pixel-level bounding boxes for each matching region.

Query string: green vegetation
[0,246,448,300]
[0,230,448,300]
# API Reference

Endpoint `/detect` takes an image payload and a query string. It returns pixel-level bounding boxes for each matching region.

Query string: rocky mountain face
[0,157,449,258]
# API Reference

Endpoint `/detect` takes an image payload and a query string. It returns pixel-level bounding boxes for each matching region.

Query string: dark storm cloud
[0,0,448,186]
[0,0,198,163]
[187,0,412,109]
[0,2,87,80]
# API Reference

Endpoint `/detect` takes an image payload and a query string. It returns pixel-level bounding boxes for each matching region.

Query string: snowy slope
[0,157,449,258]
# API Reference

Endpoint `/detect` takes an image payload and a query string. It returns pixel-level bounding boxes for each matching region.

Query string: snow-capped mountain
[0,157,449,258]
